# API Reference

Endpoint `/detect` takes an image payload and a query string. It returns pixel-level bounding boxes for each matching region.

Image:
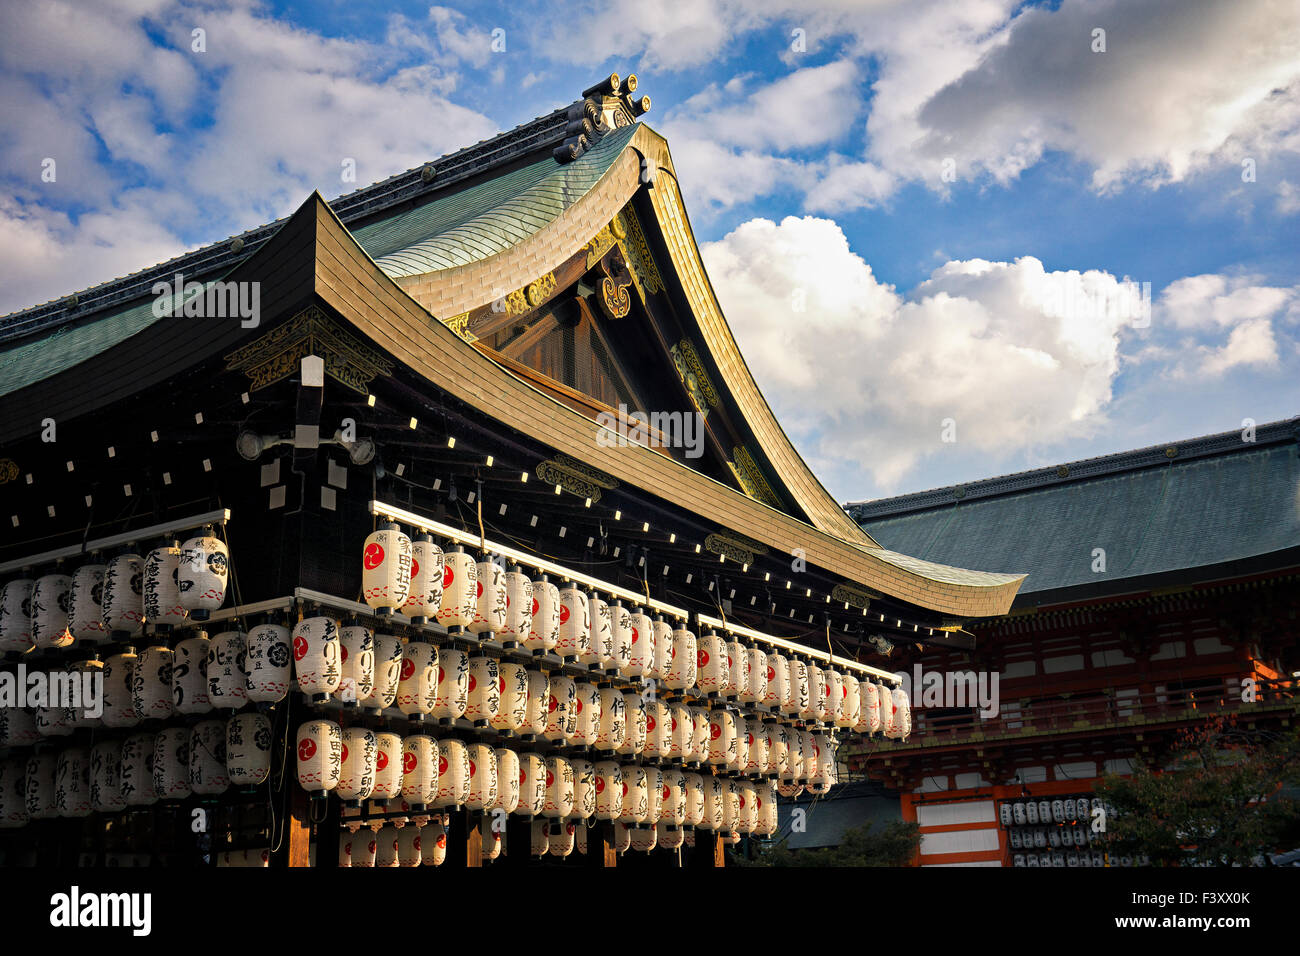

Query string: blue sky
[1,0,1297,502]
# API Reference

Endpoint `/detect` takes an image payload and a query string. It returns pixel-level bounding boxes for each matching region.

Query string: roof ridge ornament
[555,73,650,164]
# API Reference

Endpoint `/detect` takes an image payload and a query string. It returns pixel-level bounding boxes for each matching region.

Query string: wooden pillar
[690,829,725,867]
[602,822,618,867]
[465,810,483,867]
[283,787,313,867]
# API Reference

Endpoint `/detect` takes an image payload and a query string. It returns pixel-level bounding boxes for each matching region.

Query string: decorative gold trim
[730,445,782,508]
[619,206,662,298]
[831,583,876,610]
[223,306,394,394]
[704,531,768,566]
[0,459,18,485]
[536,456,617,502]
[442,312,478,343]
[548,454,619,490]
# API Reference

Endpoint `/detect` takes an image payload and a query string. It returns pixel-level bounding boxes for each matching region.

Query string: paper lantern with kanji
[595,687,626,752]
[290,617,339,704]
[745,720,768,776]
[887,686,910,740]
[644,766,663,824]
[465,656,500,727]
[707,710,733,766]
[549,820,576,858]
[30,573,73,650]
[755,782,779,837]
[189,720,229,795]
[172,634,211,715]
[226,712,272,787]
[398,825,423,866]
[401,534,444,624]
[523,669,549,739]
[589,596,613,670]
[806,733,835,795]
[102,554,144,638]
[530,818,550,857]
[619,692,648,757]
[33,670,74,738]
[153,726,193,800]
[518,751,547,816]
[375,826,401,867]
[55,747,92,818]
[244,623,291,704]
[722,639,745,699]
[690,707,711,765]
[365,633,404,713]
[465,743,498,811]
[667,703,690,761]
[177,534,229,619]
[732,714,749,773]
[372,731,403,802]
[629,823,657,853]
[624,609,653,677]
[207,630,248,709]
[118,732,158,807]
[337,625,374,709]
[401,735,438,810]
[396,640,438,720]
[434,738,469,808]
[657,821,684,850]
[765,653,788,709]
[492,662,529,735]
[0,702,37,748]
[142,545,187,630]
[645,698,670,762]
[879,682,897,737]
[481,816,502,861]
[572,681,600,747]
[652,619,673,682]
[88,740,125,813]
[608,601,632,673]
[544,755,574,818]
[618,764,648,825]
[132,644,174,720]
[436,547,477,630]
[840,674,861,729]
[337,727,378,805]
[826,668,844,725]
[494,747,521,814]
[737,780,758,834]
[683,773,705,827]
[24,753,58,820]
[0,578,33,652]
[526,576,559,655]
[661,768,686,826]
[697,632,725,694]
[351,830,377,868]
[571,758,596,820]
[101,651,140,729]
[700,776,724,830]
[501,568,533,646]
[593,760,622,820]
[722,779,741,833]
[543,674,576,743]
[555,584,590,663]
[856,681,880,734]
[470,559,507,636]
[741,647,767,704]
[423,818,448,866]
[68,564,108,644]
[361,525,411,615]
[295,719,342,797]
[663,624,696,691]
[785,658,808,717]
[806,664,826,720]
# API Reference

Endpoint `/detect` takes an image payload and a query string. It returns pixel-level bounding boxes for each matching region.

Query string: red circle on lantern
[531,597,539,617]
[341,744,349,764]
[574,699,582,714]
[710,723,721,740]
[548,695,558,713]
[546,770,554,787]
[595,777,605,794]
[469,759,476,777]
[363,543,384,570]
[293,636,308,661]
[401,658,416,681]
[376,750,388,771]
[341,644,349,663]
[671,717,677,731]
[767,665,776,682]
[442,566,454,588]
[476,581,483,598]
[663,785,670,801]
[622,781,628,797]
[499,676,505,693]
[368,840,376,854]
[559,604,570,625]
[403,751,417,774]
[630,627,638,644]
[698,649,709,668]
[468,674,477,693]
[437,834,447,848]
[410,559,419,579]
[436,666,444,684]
[298,739,316,761]
[646,715,656,732]
[439,755,448,775]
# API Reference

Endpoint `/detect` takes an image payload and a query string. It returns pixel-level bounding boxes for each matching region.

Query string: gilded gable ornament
[223,306,393,394]
[729,445,782,509]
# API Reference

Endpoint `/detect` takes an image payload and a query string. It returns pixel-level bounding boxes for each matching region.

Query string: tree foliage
[742,819,921,867]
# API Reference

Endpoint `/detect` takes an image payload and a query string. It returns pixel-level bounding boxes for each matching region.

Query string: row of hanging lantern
[0,712,271,825]
[0,530,231,654]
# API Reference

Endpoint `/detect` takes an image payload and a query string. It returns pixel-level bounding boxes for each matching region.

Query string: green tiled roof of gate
[856,432,1300,597]
[356,123,639,276]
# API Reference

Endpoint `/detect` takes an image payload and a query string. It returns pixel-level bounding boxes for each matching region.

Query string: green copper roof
[858,436,1300,598]
[357,122,638,276]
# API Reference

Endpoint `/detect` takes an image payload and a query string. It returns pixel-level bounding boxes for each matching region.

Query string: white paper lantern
[501,568,533,646]
[544,755,574,818]
[491,662,529,736]
[608,601,632,673]
[757,781,779,837]
[620,692,648,757]
[595,687,627,752]
[556,584,591,663]
[177,534,229,619]
[519,751,547,816]
[707,710,733,766]
[593,760,622,820]
[722,640,745,700]
[86,741,124,814]
[888,686,910,740]
[351,830,377,868]
[207,630,248,709]
[375,825,401,867]
[291,617,339,703]
[701,776,724,830]
[722,779,740,833]
[879,682,897,737]
[630,822,657,853]
[465,656,500,727]
[102,554,144,637]
[401,534,444,623]
[481,816,502,861]
[0,699,37,748]
[0,579,34,652]
[74,660,105,728]
[495,748,521,814]
[362,525,411,615]
[337,727,378,805]
[786,658,809,717]
[743,647,767,704]
[683,773,705,827]
[436,548,477,630]
[523,669,549,739]
[398,825,423,866]
[646,699,671,761]
[372,731,402,802]
[364,633,403,713]
[764,653,788,709]
[131,644,174,720]
[804,665,825,721]
[644,766,663,824]
[423,818,448,865]
[612,821,632,854]
[573,681,600,747]
[588,596,614,671]
[668,704,690,761]
[530,818,550,857]
[652,619,673,682]
[153,726,192,800]
[34,669,74,737]
[119,732,157,806]
[226,712,272,787]
[465,743,498,811]
[470,559,507,636]
[827,669,844,725]
[143,545,188,629]
[617,764,648,825]
[697,632,725,694]
[691,707,711,766]
[544,675,576,743]
[401,735,439,810]
[68,564,109,644]
[101,652,140,728]
[664,625,695,690]
[525,577,559,656]
[737,780,758,834]
[242,623,290,704]
[30,573,73,649]
[396,640,438,720]
[857,681,880,734]
[624,610,654,677]
[745,720,768,775]
[732,714,749,773]
[807,733,836,795]
[296,719,342,797]
[189,720,229,795]
[549,820,576,858]
[338,625,375,709]
[571,758,596,820]
[25,753,58,820]
[55,747,92,818]
[338,830,354,867]
[432,647,469,725]
[434,738,470,808]
[657,821,684,850]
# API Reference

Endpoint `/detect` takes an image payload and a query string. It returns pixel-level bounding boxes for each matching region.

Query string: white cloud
[1157,274,1294,330]
[1199,318,1278,375]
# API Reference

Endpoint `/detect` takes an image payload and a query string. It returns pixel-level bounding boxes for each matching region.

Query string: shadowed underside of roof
[855,421,1300,599]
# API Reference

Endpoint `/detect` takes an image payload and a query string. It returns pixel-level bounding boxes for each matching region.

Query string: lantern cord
[476,486,486,553]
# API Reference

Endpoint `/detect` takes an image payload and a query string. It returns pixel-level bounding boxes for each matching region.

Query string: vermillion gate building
[845,418,1300,867]
[0,77,1022,868]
